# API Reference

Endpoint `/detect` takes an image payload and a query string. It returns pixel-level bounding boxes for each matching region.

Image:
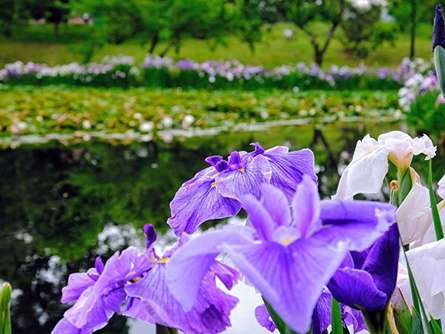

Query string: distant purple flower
[328,223,400,312]
[52,224,238,334]
[166,177,395,333]
[176,59,197,70]
[167,143,316,235]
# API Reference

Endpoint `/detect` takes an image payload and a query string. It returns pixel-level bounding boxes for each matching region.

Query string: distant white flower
[82,120,92,129]
[139,121,154,132]
[283,28,294,40]
[335,131,436,199]
[407,239,445,320]
[162,116,173,128]
[181,115,194,129]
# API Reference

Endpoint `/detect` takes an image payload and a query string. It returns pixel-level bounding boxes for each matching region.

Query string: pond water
[1,120,441,334]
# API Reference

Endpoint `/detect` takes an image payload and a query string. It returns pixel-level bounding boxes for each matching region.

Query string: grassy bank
[0,86,400,138]
[0,23,433,68]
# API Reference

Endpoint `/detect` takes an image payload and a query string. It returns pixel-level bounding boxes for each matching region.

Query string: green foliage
[0,86,399,137]
[406,91,445,141]
[0,282,11,334]
[389,0,438,33]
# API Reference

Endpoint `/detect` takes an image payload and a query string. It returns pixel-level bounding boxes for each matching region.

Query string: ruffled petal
[438,175,445,199]
[264,147,317,200]
[216,154,271,200]
[255,305,276,332]
[314,200,395,251]
[51,319,83,334]
[166,227,252,311]
[223,238,347,333]
[168,169,241,235]
[125,263,238,334]
[61,272,96,303]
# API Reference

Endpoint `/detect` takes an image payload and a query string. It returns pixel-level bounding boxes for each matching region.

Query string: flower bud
[433,5,445,96]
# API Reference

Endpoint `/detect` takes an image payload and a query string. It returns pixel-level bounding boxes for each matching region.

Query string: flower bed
[0,55,413,90]
[0,86,400,138]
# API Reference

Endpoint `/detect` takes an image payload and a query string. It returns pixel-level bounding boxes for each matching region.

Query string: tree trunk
[315,50,323,67]
[409,0,416,59]
[148,32,160,54]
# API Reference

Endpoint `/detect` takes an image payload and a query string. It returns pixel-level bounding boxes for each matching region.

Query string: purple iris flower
[52,224,238,334]
[167,143,316,235]
[166,177,395,333]
[52,247,151,334]
[328,223,400,312]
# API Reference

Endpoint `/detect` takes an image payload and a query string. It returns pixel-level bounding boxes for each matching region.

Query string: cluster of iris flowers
[51,128,445,334]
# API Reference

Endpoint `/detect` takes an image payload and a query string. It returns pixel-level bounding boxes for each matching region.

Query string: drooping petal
[378,131,415,169]
[125,263,238,334]
[223,238,347,333]
[361,224,400,299]
[166,227,253,311]
[264,147,317,200]
[168,169,241,235]
[63,247,150,330]
[334,135,389,200]
[61,272,96,304]
[255,305,276,332]
[328,268,388,311]
[396,182,432,245]
[52,318,83,334]
[216,154,272,200]
[291,175,320,237]
[314,200,395,251]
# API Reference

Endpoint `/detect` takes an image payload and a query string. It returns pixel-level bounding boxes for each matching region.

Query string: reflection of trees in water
[0,123,413,333]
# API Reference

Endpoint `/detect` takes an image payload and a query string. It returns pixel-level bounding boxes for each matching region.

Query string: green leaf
[398,168,413,205]
[411,311,423,334]
[430,319,443,334]
[427,160,444,241]
[263,299,296,334]
[331,297,343,334]
[434,46,445,97]
[0,282,12,334]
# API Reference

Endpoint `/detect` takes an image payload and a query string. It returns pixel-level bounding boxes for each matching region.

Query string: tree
[340,2,396,59]
[29,0,71,36]
[76,0,237,58]
[389,0,436,59]
[241,0,347,66]
[0,0,29,37]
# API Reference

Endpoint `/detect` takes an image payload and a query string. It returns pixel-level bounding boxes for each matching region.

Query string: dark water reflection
[1,121,443,334]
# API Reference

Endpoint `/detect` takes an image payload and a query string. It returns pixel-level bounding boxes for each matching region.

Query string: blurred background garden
[1,0,445,333]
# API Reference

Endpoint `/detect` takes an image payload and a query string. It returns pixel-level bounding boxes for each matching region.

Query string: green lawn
[0,23,434,68]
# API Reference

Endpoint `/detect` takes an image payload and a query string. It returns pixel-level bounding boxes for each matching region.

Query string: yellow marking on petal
[239,167,245,173]
[280,237,293,246]
[158,257,170,264]
[211,181,217,188]
[130,277,142,283]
